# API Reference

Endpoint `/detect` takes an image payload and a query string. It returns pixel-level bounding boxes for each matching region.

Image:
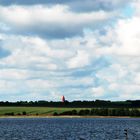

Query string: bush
[71,110,77,115]
[78,109,90,116]
[22,111,27,115]
[17,113,21,115]
[130,109,140,116]
[60,111,72,115]
[53,112,58,116]
[4,112,14,116]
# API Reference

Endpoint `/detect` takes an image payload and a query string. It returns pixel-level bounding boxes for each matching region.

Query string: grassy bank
[0,115,134,119]
[0,107,140,117]
[0,107,85,116]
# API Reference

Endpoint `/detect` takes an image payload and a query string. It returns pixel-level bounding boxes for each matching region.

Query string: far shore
[0,115,139,119]
[0,106,140,118]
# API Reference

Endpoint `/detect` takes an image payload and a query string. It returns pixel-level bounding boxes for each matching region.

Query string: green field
[0,107,140,117]
[0,107,87,116]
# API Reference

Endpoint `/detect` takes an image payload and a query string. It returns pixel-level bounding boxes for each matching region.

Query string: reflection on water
[0,118,139,140]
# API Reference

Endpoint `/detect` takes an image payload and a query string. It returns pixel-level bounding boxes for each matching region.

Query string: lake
[0,118,139,140]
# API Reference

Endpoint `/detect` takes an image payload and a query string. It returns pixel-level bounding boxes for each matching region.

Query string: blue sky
[0,0,140,101]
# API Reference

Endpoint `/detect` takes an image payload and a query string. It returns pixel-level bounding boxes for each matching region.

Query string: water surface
[0,118,139,140]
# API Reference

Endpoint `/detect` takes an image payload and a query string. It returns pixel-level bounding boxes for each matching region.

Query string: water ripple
[0,118,139,140]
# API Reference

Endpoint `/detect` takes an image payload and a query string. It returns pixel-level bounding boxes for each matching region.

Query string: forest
[0,100,140,108]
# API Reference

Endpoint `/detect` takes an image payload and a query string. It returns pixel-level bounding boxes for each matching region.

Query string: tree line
[0,100,140,108]
[4,108,140,117]
[54,108,140,117]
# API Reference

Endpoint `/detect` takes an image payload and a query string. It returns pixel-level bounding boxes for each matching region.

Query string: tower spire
[62,95,65,102]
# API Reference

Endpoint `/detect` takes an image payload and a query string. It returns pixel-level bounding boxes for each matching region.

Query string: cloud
[0,5,116,38]
[0,0,132,12]
[64,0,133,12]
[0,0,140,101]
[67,50,90,69]
[92,6,140,100]
[1,10,140,100]
[0,69,28,80]
[92,87,105,97]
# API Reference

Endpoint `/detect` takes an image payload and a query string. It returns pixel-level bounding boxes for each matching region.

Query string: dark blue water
[0,118,139,140]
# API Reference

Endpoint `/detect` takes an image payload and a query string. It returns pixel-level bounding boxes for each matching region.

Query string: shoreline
[0,115,139,119]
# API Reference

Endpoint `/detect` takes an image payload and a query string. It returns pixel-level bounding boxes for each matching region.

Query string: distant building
[62,95,65,102]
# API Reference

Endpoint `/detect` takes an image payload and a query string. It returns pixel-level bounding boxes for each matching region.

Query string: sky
[0,0,140,101]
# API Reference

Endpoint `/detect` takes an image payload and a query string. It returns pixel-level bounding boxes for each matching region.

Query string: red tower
[62,95,65,102]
